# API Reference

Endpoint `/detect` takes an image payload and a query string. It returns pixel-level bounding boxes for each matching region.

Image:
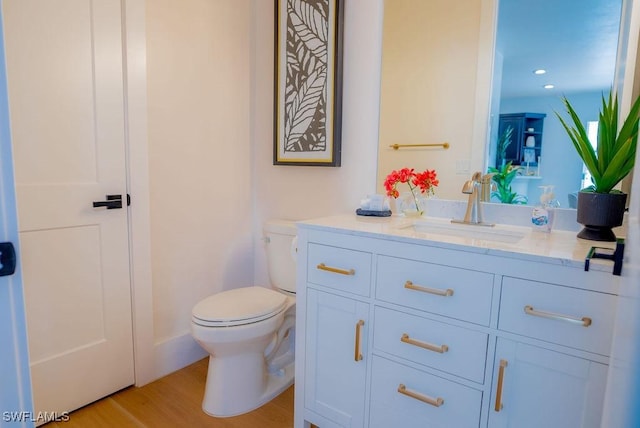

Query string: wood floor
[44,358,294,427]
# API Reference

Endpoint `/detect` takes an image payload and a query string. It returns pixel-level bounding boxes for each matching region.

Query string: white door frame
[602,0,640,424]
[122,0,155,386]
[0,3,34,425]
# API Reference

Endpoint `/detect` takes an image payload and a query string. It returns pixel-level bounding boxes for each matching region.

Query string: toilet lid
[192,286,288,327]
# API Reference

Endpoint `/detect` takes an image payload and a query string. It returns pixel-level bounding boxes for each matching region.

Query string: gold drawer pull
[317,263,355,276]
[401,333,449,353]
[494,359,508,412]
[354,320,365,361]
[397,384,444,407]
[524,305,592,327]
[404,280,454,297]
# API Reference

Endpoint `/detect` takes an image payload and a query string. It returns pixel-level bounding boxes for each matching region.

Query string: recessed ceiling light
[543,84,555,89]
[534,69,547,75]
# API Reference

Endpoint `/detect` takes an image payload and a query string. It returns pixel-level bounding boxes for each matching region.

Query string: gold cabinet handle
[400,333,449,354]
[397,384,444,407]
[524,305,592,327]
[317,263,355,276]
[494,359,508,411]
[354,320,365,361]
[404,280,454,297]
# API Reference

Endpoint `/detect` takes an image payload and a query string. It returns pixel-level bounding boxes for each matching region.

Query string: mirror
[377,0,634,207]
[487,0,623,207]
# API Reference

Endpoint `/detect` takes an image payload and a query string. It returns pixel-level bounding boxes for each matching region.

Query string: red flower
[384,168,439,213]
[384,168,438,199]
[413,169,439,193]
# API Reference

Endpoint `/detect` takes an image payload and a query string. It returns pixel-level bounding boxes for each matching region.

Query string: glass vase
[398,189,427,217]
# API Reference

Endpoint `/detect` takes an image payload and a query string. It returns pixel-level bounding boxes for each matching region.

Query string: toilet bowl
[191,220,297,417]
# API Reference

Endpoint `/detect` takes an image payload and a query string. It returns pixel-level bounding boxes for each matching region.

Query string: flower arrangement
[384,168,439,214]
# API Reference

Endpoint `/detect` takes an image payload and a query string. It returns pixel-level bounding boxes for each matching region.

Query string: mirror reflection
[487,0,622,207]
[377,0,627,208]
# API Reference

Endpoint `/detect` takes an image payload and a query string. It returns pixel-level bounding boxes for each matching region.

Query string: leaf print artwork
[274,0,343,166]
[284,0,329,153]
[285,67,327,151]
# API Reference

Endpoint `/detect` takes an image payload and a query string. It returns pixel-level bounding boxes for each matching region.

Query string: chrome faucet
[452,172,495,227]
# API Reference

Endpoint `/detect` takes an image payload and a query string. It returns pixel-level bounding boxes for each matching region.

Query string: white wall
[146,0,254,375]
[251,0,384,284]
[143,0,385,378]
[144,0,384,377]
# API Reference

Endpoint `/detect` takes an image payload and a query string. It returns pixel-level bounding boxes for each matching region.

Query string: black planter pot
[576,191,627,241]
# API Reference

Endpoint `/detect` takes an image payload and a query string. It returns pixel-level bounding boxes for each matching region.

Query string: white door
[2,0,134,415]
[0,7,33,426]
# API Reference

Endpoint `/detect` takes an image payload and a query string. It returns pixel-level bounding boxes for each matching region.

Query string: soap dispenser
[531,185,559,232]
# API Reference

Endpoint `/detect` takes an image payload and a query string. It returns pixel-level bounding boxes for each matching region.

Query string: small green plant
[496,125,514,165]
[488,161,527,204]
[556,91,640,193]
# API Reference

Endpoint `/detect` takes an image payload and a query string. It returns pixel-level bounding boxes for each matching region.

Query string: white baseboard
[152,331,208,381]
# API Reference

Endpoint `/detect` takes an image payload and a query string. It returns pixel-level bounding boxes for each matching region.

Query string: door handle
[93,194,123,209]
[0,242,17,276]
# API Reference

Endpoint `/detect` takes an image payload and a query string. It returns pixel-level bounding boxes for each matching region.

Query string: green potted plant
[496,125,513,168]
[556,91,640,241]
[488,161,527,204]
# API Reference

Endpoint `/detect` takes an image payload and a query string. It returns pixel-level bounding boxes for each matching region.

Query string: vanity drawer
[499,277,617,355]
[376,255,494,325]
[369,356,482,428]
[307,243,372,297]
[373,307,488,383]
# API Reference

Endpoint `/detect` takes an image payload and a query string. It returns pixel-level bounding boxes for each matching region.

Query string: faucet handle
[481,172,496,181]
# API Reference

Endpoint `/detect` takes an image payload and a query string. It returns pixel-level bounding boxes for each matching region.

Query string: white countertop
[298,213,620,273]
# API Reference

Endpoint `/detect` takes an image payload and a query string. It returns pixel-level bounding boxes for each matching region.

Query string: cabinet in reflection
[497,112,546,167]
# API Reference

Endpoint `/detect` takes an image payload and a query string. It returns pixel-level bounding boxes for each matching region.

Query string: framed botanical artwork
[273,0,344,166]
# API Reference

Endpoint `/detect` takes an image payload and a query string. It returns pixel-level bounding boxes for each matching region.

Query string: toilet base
[201,354,294,417]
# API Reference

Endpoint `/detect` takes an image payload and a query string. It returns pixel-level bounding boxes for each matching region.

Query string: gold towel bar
[389,142,450,150]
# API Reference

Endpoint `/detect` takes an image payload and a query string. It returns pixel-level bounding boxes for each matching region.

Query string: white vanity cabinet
[305,289,369,427]
[369,254,490,427]
[488,276,617,428]
[488,339,608,428]
[294,219,619,428]
[301,240,373,427]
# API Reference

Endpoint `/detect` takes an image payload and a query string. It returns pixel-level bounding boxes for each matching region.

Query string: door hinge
[127,194,131,206]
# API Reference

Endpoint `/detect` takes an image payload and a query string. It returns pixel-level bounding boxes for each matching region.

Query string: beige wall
[146,0,253,348]
[377,0,485,200]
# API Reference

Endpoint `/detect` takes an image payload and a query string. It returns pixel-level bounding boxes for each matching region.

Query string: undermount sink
[401,219,527,244]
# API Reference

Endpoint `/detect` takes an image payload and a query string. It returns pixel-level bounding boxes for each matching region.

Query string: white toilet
[191,220,297,417]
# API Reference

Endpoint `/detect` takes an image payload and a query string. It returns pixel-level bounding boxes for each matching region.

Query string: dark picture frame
[273,0,344,166]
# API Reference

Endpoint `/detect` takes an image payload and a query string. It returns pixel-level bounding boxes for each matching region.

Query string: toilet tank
[264,220,297,294]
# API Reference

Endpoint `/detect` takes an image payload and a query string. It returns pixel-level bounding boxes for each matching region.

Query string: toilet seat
[192,286,288,327]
